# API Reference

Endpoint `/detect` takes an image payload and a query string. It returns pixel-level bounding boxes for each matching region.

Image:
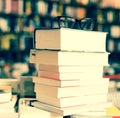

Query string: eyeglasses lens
[80,19,95,30]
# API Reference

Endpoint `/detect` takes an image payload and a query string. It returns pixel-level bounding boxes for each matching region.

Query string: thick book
[33,76,80,87]
[33,76,109,87]
[31,101,112,116]
[34,83,109,98]
[30,49,109,66]
[34,28,108,52]
[38,64,105,73]
[36,94,108,108]
[38,70,104,80]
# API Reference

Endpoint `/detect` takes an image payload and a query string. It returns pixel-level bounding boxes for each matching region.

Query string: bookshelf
[96,0,120,63]
[0,0,120,78]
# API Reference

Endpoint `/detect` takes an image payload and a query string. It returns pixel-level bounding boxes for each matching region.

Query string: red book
[103,74,120,79]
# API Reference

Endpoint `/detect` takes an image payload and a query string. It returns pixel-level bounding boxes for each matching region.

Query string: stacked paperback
[30,28,112,116]
[0,85,17,113]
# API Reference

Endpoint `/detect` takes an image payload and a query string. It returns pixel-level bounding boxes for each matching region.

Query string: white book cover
[35,28,108,52]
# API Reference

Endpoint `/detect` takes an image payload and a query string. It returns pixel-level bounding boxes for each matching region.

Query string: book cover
[30,49,109,66]
[34,28,108,52]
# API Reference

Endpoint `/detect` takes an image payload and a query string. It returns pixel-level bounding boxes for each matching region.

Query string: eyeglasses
[50,16,96,31]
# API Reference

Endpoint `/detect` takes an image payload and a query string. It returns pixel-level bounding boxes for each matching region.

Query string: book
[36,94,108,108]
[34,83,109,98]
[31,101,112,116]
[33,76,109,87]
[0,79,18,94]
[30,49,109,66]
[33,76,81,87]
[34,28,108,52]
[38,70,104,80]
[0,95,17,114]
[0,85,12,103]
[18,98,63,118]
[34,83,80,98]
[0,95,17,109]
[37,64,105,73]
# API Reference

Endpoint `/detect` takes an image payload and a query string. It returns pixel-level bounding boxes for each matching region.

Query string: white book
[0,92,12,103]
[18,98,63,118]
[33,76,80,87]
[38,70,105,80]
[36,94,108,108]
[0,79,18,94]
[33,76,109,87]
[31,101,112,116]
[0,95,17,108]
[34,83,109,98]
[0,108,15,113]
[0,85,12,103]
[38,64,105,73]
[35,28,108,52]
[30,49,109,66]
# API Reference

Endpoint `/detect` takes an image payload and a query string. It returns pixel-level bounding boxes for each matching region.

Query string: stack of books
[30,28,112,116]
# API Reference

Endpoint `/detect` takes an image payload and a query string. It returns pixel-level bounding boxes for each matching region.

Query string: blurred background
[0,0,120,79]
